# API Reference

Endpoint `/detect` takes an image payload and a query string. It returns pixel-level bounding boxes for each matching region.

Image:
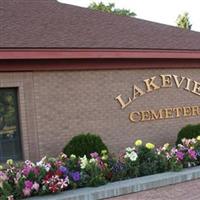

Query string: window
[0,88,22,162]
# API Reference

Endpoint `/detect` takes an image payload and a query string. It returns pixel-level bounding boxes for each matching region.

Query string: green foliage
[176,12,192,30]
[137,146,168,176]
[176,124,200,145]
[88,2,136,17]
[125,158,139,178]
[81,162,107,187]
[63,133,108,158]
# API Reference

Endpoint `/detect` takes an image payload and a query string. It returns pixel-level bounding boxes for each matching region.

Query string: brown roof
[1,0,200,50]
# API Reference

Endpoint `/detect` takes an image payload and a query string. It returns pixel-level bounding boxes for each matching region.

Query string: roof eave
[0,49,200,59]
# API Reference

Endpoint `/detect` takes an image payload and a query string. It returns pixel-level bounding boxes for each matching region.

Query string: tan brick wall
[32,69,200,158]
[1,69,200,160]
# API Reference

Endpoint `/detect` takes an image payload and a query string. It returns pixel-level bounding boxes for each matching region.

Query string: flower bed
[1,137,200,200]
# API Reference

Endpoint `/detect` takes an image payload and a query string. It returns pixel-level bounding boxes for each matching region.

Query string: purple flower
[70,171,80,182]
[59,166,69,176]
[188,149,197,160]
[176,151,184,160]
[24,180,33,189]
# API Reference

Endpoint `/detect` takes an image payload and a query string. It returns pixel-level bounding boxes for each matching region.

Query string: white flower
[25,160,35,167]
[129,151,138,161]
[44,163,51,172]
[126,147,135,152]
[89,158,96,164]
[80,155,88,169]
[36,156,47,166]
[124,148,138,162]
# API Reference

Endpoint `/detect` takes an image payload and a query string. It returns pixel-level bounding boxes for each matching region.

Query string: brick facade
[1,68,200,160]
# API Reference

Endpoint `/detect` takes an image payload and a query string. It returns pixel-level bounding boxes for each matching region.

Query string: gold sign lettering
[115,94,132,109]
[160,74,173,88]
[192,81,200,96]
[129,105,200,123]
[115,74,200,110]
[144,76,160,92]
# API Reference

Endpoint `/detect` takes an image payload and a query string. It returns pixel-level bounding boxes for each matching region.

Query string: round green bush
[63,133,108,158]
[176,124,200,145]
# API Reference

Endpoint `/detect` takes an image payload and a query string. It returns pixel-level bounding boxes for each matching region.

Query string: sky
[58,0,200,32]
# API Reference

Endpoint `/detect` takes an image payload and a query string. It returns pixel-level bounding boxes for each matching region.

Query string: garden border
[28,166,200,200]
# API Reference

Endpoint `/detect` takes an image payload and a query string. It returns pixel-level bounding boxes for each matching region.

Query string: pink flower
[32,182,40,191]
[23,187,31,197]
[7,195,14,200]
[24,180,33,189]
[90,152,99,158]
[0,171,8,181]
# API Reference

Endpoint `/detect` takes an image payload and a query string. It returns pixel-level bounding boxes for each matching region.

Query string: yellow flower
[145,143,155,149]
[135,139,143,146]
[101,150,107,155]
[164,143,169,148]
[102,155,108,160]
[6,159,14,166]
[197,136,200,141]
[0,165,3,170]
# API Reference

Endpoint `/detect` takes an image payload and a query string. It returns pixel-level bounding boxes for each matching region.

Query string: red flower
[55,169,62,177]
[44,171,54,181]
[49,183,59,193]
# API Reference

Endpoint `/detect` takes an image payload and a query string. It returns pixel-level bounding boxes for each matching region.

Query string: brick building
[1,0,200,161]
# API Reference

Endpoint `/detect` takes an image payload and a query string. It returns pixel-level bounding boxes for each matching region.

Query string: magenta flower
[24,180,33,189]
[188,149,197,160]
[176,151,184,160]
[22,166,31,176]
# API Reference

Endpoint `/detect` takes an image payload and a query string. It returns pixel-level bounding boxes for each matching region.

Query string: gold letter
[160,74,172,88]
[173,75,185,88]
[191,106,200,116]
[140,111,151,121]
[164,108,173,119]
[129,112,140,122]
[192,81,200,96]
[115,94,132,109]
[150,109,163,120]
[173,107,183,117]
[144,76,160,92]
[183,106,192,117]
[184,78,192,91]
[133,85,145,100]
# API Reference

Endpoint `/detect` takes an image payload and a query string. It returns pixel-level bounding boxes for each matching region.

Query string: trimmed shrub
[176,124,200,145]
[63,133,108,158]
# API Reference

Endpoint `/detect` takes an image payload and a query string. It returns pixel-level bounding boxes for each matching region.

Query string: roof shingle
[1,0,200,50]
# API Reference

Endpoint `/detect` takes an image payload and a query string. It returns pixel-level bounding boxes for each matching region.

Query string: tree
[176,12,192,30]
[88,2,136,17]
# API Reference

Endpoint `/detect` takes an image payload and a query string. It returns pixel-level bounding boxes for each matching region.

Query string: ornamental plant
[176,124,200,145]
[2,137,200,199]
[136,142,168,176]
[63,133,108,158]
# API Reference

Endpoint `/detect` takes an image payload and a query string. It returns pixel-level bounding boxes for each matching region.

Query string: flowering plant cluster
[1,137,200,199]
